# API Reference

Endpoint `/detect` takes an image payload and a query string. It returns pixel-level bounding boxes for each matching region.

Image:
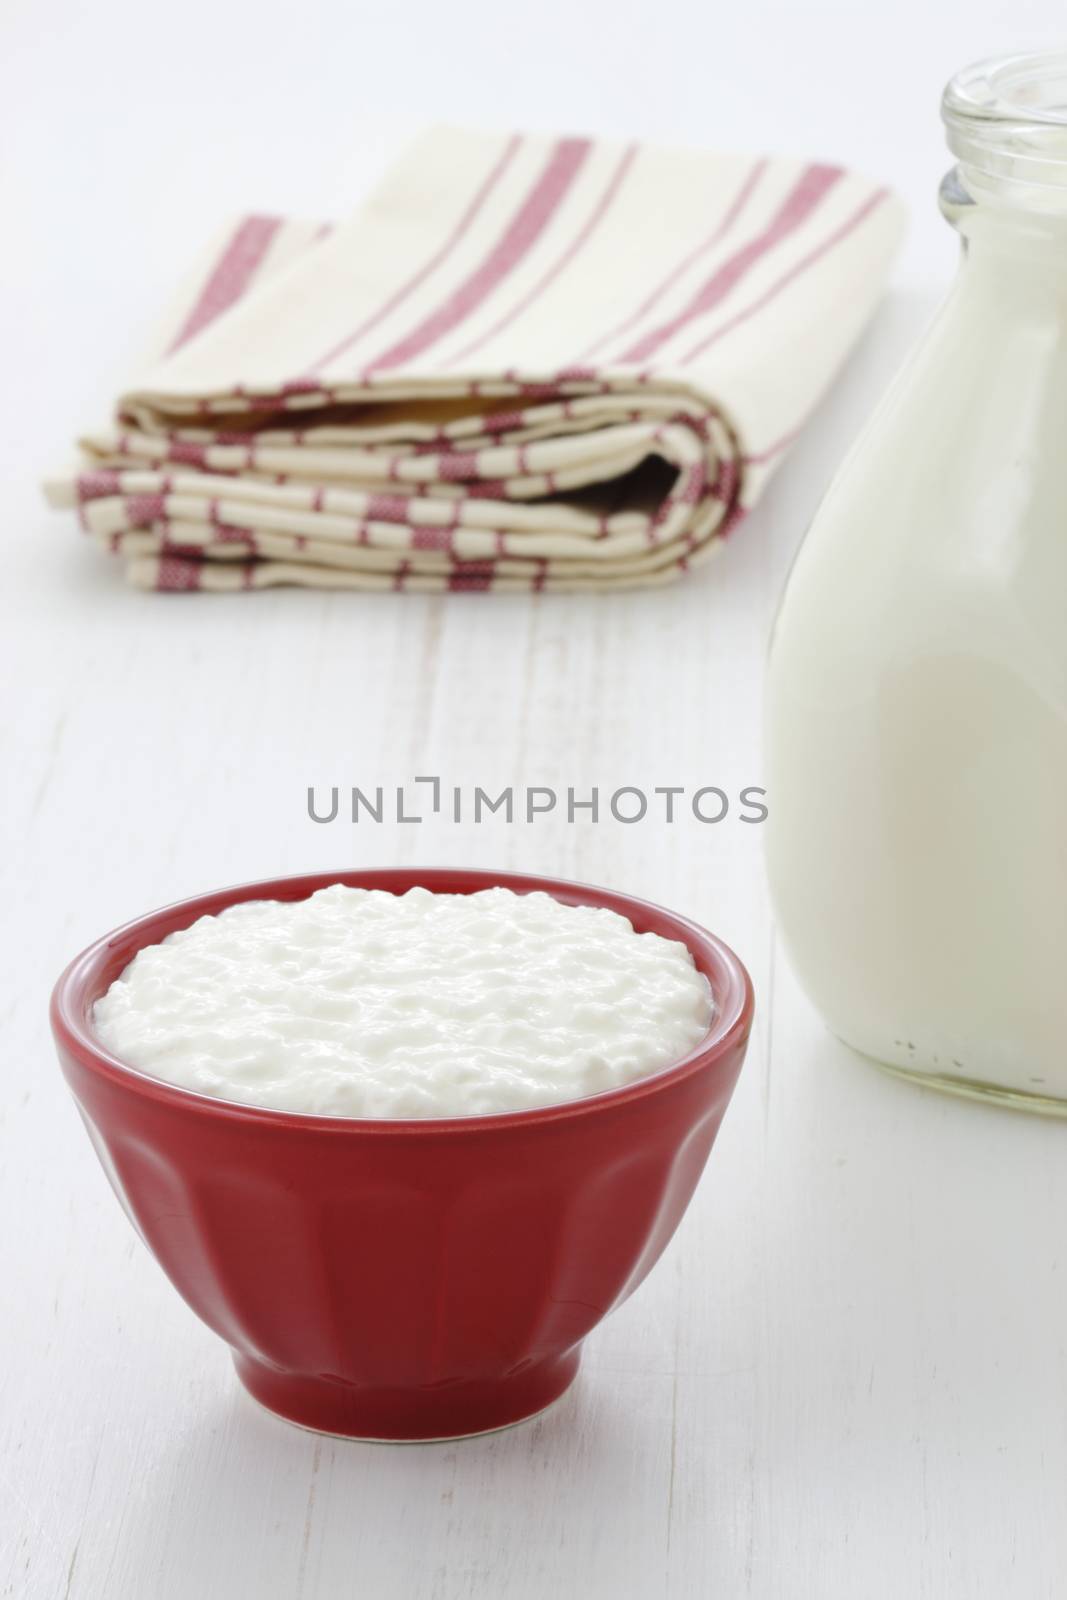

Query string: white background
[4,2,1066,1596]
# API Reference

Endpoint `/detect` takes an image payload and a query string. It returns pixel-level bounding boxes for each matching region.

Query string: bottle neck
[942,166,1067,297]
[941,53,1067,291]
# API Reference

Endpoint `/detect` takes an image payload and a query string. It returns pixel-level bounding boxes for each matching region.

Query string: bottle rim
[943,52,1067,196]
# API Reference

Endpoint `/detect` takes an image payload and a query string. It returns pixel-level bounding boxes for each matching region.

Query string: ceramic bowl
[50,867,753,1440]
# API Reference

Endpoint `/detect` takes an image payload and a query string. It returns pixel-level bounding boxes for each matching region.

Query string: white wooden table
[4,3,1066,1595]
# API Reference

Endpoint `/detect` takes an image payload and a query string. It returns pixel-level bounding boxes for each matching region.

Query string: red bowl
[50,867,753,1441]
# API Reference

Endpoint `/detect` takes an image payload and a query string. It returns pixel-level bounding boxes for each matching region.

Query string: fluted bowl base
[233,1348,582,1441]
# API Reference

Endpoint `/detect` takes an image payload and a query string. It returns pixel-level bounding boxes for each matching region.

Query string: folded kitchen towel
[44,127,905,593]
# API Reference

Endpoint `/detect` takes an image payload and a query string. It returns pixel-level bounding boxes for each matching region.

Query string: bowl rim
[50,866,754,1136]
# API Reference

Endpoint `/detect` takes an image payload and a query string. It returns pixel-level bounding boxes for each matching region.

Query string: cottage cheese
[93,886,714,1118]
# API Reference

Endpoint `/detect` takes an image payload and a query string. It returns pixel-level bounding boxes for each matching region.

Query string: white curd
[93,885,714,1118]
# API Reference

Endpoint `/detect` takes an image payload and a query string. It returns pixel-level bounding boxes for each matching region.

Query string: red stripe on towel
[365,138,592,373]
[579,157,767,362]
[436,452,480,482]
[446,143,638,365]
[77,470,123,503]
[411,525,456,552]
[365,493,410,523]
[168,441,209,467]
[157,556,203,591]
[448,562,496,592]
[621,164,842,364]
[681,189,889,364]
[167,216,282,354]
[125,494,167,525]
[310,135,523,373]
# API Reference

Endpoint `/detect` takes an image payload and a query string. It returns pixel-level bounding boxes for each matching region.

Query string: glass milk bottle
[766,53,1067,1114]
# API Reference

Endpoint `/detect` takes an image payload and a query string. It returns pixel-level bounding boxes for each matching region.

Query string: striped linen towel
[44,128,904,593]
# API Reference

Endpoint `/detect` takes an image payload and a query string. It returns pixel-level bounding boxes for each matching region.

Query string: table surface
[4,3,1066,1596]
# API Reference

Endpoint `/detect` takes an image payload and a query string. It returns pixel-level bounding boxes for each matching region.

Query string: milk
[765,56,1067,1110]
